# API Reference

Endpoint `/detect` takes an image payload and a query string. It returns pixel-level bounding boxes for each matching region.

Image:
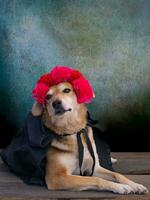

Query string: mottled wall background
[0,0,150,150]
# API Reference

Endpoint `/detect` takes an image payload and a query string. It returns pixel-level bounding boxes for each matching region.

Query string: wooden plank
[0,152,150,176]
[0,197,150,200]
[112,153,150,175]
[0,172,22,183]
[0,152,149,199]
[1,171,149,185]
[0,175,149,199]
[1,152,150,174]
[112,152,150,158]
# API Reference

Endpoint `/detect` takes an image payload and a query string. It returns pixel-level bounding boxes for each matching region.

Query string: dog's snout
[52,100,62,108]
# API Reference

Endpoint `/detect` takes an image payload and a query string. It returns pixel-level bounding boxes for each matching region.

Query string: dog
[32,81,148,194]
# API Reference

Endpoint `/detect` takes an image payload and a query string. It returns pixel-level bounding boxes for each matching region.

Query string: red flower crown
[32,66,94,104]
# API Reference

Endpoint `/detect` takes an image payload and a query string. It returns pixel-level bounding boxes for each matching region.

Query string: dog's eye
[63,88,71,93]
[46,94,52,100]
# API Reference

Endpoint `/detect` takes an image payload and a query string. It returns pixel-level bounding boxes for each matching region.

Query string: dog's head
[32,66,94,134]
[45,82,79,117]
[32,82,87,134]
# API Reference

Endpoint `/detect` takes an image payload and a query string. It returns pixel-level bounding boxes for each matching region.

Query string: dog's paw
[129,183,148,194]
[113,184,134,194]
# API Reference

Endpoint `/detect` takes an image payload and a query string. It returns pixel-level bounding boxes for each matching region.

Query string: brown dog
[32,82,148,194]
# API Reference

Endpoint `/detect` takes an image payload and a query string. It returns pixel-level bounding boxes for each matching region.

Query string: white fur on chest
[72,133,100,175]
[51,130,100,176]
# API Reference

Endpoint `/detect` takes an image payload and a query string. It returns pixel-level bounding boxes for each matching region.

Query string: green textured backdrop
[0,0,150,134]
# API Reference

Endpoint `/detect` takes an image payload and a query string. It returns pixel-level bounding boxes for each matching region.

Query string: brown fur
[32,82,148,194]
[42,104,87,135]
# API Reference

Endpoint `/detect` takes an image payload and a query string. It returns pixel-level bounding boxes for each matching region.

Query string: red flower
[50,66,73,84]
[72,78,94,103]
[32,66,94,104]
[37,73,53,86]
[69,70,84,82]
[32,83,49,104]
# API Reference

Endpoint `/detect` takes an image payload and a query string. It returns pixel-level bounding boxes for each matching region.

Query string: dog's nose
[52,100,62,108]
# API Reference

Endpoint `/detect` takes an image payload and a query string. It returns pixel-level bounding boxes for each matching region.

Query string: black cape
[0,112,113,186]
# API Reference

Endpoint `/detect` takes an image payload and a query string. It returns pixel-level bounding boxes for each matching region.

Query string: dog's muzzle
[52,100,72,115]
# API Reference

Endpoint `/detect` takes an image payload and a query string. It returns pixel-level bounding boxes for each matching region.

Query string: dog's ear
[32,101,43,116]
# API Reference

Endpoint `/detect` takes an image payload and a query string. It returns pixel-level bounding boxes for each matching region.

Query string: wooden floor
[0,152,150,200]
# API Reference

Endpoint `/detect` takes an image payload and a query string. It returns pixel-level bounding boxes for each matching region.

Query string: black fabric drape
[0,112,113,186]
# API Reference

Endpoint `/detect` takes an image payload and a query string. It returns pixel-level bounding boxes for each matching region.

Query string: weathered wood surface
[112,152,150,175]
[0,175,149,199]
[0,152,149,200]
[1,152,150,174]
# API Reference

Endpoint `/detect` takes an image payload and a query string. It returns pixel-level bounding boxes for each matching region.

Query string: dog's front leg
[93,166,148,194]
[46,174,137,194]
